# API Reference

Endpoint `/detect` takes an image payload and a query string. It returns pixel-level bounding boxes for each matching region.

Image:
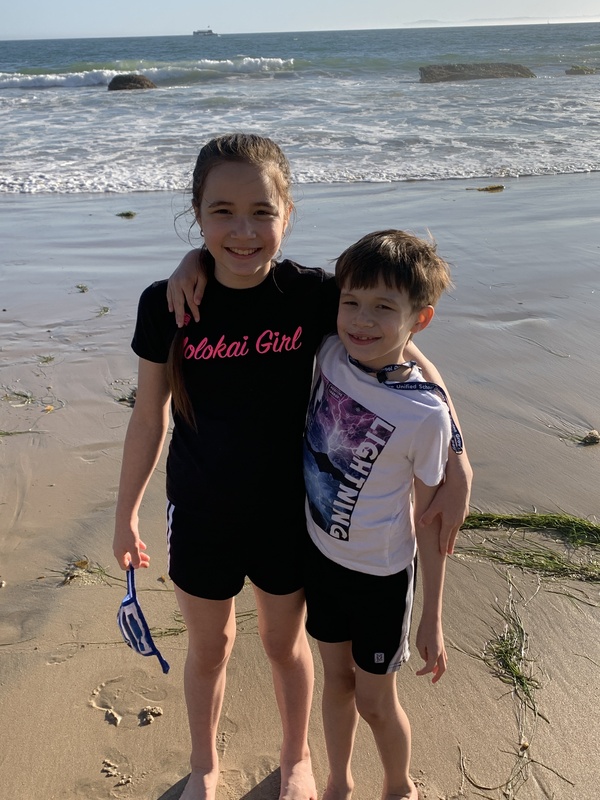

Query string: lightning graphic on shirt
[303,373,395,540]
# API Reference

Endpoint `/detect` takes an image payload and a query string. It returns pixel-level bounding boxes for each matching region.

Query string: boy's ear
[411,305,435,333]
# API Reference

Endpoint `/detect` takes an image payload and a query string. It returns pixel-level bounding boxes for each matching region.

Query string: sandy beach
[1,173,599,799]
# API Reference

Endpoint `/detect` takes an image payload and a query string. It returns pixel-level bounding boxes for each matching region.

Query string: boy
[303,229,461,800]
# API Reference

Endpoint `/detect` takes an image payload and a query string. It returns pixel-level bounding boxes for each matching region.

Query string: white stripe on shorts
[166,501,175,574]
[386,557,416,674]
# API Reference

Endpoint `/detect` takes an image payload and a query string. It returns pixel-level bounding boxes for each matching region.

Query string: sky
[2,0,600,40]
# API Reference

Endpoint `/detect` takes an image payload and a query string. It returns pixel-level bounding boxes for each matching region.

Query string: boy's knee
[355,689,389,724]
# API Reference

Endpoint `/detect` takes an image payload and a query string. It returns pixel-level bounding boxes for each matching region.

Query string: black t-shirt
[132,260,338,518]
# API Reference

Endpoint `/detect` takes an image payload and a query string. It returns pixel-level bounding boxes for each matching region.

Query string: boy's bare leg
[174,587,237,800]
[318,641,359,800]
[354,669,418,800]
[253,586,317,800]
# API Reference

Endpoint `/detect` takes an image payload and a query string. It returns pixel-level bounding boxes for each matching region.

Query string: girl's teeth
[230,248,256,255]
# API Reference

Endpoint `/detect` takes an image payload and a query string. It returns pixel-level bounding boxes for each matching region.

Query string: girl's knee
[187,630,235,674]
[260,627,309,665]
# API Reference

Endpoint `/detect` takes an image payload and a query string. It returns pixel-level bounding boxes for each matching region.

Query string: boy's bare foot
[179,768,219,800]
[280,755,317,800]
[322,774,354,800]
[383,778,419,800]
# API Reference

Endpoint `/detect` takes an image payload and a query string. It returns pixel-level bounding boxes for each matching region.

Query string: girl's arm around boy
[412,476,448,684]
[406,341,473,556]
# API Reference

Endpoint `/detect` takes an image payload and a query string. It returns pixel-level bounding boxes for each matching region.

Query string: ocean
[1,23,599,193]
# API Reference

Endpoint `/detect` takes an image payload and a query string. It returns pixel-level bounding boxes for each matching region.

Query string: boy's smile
[337,281,433,373]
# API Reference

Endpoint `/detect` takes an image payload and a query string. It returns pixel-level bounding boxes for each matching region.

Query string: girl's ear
[411,305,435,334]
[283,202,294,232]
[192,199,202,227]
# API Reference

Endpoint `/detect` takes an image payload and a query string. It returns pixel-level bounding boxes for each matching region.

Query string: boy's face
[337,280,433,371]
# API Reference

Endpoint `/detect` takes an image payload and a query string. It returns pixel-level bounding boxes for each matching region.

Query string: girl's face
[196,161,291,289]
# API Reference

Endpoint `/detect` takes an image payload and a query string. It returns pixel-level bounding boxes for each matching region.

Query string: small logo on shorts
[374,652,385,664]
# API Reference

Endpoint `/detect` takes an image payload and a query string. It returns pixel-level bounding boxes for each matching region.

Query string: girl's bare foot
[179,768,219,800]
[280,755,317,800]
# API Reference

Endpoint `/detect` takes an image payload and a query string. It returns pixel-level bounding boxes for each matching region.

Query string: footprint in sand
[220,756,280,797]
[89,670,168,729]
[46,642,82,664]
[73,750,135,798]
[216,715,238,756]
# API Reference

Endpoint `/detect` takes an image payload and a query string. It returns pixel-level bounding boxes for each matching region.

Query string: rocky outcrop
[108,74,157,91]
[419,63,535,83]
[565,65,597,75]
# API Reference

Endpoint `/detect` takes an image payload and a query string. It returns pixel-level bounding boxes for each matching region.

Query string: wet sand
[0,173,599,799]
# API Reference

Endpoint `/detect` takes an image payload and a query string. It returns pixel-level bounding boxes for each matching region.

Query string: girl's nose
[232,217,256,237]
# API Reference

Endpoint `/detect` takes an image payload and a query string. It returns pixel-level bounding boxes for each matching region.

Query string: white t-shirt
[303,335,451,576]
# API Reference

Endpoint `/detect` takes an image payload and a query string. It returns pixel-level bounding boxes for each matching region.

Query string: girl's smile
[197,161,291,289]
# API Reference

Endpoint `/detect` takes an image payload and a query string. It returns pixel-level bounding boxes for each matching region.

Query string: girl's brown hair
[167,133,293,430]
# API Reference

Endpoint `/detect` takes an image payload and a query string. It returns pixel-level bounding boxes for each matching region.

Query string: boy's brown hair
[335,229,452,310]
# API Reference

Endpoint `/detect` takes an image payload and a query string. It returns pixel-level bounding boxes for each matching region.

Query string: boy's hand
[166,249,206,327]
[415,618,447,683]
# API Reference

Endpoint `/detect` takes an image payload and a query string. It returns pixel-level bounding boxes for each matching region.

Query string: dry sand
[1,174,599,799]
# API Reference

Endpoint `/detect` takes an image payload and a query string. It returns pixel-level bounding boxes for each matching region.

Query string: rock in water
[419,64,536,83]
[108,74,157,91]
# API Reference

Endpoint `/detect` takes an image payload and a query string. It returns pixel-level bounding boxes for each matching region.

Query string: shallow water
[1,23,600,192]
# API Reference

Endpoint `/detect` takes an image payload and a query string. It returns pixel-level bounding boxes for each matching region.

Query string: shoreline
[1,172,599,799]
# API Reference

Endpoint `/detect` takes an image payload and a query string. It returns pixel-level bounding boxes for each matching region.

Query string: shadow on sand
[157,768,281,800]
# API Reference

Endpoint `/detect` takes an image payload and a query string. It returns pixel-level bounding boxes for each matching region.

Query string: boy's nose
[355,308,374,326]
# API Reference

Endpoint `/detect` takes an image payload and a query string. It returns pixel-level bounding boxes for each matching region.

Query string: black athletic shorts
[166,501,307,600]
[304,537,417,675]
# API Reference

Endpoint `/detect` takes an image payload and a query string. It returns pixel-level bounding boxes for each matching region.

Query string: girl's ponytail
[166,247,215,432]
[167,326,196,431]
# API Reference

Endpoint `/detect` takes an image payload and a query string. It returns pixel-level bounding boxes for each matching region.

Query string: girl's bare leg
[318,641,359,800]
[354,668,418,800]
[174,586,237,800]
[253,586,317,800]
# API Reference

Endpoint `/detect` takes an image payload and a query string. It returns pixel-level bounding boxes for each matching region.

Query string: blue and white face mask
[117,566,170,674]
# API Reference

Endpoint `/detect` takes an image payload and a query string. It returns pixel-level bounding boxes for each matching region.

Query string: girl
[113,133,471,800]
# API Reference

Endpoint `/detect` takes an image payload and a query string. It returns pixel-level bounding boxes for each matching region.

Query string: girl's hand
[166,249,206,327]
[418,451,473,555]
[113,525,150,570]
